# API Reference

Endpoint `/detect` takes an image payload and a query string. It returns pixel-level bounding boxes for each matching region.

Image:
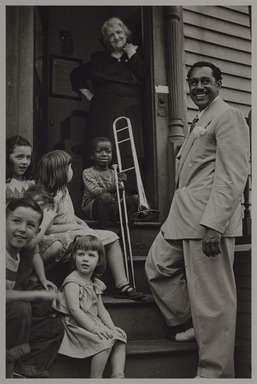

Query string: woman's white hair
[101,17,131,48]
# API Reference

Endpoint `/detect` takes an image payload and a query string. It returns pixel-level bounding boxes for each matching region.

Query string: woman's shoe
[113,284,146,300]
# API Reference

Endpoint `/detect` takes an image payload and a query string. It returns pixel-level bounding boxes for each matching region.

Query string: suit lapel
[176,97,225,183]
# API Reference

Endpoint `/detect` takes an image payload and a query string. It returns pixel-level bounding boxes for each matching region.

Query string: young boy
[82,137,138,229]
[16,184,59,283]
[6,197,64,378]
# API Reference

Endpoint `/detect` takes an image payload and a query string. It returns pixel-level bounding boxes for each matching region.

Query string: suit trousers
[145,231,236,378]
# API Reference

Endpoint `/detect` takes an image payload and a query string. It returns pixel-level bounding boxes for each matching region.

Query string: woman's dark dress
[70,50,148,184]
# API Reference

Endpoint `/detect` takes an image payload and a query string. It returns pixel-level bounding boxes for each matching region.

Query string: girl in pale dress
[6,136,34,203]
[36,150,145,300]
[53,235,127,378]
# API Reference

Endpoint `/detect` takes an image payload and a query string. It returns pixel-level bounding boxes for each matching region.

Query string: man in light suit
[145,61,250,378]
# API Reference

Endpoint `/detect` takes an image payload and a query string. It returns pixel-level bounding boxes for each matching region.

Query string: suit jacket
[162,97,250,239]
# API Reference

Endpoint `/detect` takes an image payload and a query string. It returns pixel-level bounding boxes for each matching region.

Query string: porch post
[6,6,34,142]
[164,6,186,144]
[163,6,186,201]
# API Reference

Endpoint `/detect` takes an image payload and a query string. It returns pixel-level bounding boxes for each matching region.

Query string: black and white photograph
[4,3,252,381]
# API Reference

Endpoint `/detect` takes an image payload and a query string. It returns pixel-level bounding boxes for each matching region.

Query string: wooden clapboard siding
[185,53,251,79]
[184,25,250,54]
[183,6,251,119]
[184,5,250,26]
[184,8,250,38]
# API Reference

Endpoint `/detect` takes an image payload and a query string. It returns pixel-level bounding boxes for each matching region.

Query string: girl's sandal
[113,284,145,300]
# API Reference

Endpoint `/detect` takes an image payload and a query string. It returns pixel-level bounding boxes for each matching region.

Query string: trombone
[112,116,159,289]
[112,163,134,288]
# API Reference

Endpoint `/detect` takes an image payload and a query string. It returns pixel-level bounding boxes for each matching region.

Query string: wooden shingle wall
[183,6,251,122]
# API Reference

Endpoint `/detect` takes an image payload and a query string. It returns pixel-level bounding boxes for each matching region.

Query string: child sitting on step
[14,184,58,290]
[6,197,64,378]
[6,135,34,203]
[36,149,145,300]
[82,137,139,229]
[53,235,127,378]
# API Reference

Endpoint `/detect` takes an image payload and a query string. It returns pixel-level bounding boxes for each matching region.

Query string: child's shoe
[113,284,145,300]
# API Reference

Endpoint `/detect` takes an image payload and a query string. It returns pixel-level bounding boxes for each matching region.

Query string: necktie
[190,116,199,133]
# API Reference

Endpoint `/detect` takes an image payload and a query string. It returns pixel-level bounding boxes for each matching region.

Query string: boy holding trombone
[82,137,138,229]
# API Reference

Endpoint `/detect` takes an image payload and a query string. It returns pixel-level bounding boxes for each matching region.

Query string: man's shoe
[12,372,26,378]
[6,343,30,378]
[175,327,196,342]
[14,364,49,378]
[167,320,193,341]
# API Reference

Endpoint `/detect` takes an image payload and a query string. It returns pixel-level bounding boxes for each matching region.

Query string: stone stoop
[48,296,198,378]
[47,220,200,379]
[46,220,160,292]
[121,340,198,378]
[49,340,198,378]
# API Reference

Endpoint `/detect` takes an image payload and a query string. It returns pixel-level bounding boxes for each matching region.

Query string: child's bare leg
[110,341,126,378]
[105,240,128,288]
[90,347,112,378]
[106,240,145,299]
[41,241,62,271]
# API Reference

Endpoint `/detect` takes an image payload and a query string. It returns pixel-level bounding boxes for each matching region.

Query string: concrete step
[122,339,198,378]
[103,295,169,340]
[48,339,198,378]
[85,219,160,255]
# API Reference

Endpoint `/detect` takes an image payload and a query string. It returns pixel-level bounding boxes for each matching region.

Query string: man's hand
[202,228,222,257]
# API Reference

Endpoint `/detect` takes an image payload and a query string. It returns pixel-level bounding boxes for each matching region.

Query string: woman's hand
[123,43,138,59]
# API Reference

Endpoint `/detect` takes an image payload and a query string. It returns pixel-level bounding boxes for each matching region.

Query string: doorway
[44,6,156,214]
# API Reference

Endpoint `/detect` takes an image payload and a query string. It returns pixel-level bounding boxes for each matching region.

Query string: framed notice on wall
[49,55,82,100]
